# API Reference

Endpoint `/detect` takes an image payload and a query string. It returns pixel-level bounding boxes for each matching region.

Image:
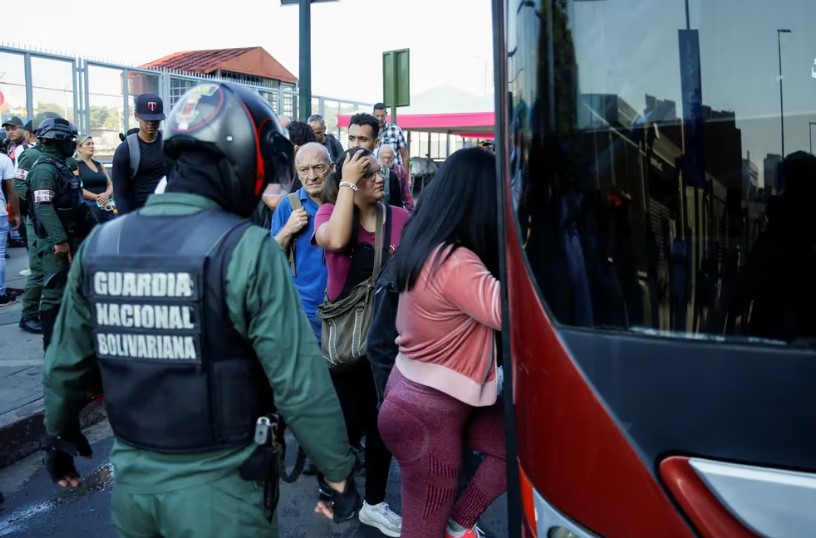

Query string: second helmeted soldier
[26,117,95,347]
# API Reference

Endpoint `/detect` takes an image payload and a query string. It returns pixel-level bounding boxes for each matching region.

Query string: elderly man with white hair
[378,143,415,212]
[271,141,332,342]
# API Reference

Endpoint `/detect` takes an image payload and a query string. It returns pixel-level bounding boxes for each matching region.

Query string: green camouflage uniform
[13,144,45,322]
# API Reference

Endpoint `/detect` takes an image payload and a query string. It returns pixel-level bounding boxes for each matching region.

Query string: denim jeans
[0,217,9,296]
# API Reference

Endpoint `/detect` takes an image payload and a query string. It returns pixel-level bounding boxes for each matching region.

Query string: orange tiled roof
[141,47,298,84]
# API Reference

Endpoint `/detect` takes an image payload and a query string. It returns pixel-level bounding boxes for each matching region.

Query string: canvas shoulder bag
[317,203,389,370]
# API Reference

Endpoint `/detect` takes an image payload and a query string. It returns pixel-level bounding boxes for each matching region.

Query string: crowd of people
[2,83,505,538]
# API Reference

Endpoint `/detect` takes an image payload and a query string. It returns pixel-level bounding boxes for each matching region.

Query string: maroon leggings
[378,368,506,538]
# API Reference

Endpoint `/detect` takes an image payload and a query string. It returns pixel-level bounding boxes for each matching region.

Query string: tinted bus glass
[508,0,816,346]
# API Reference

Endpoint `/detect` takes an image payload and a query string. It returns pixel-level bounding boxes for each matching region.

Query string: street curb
[0,399,107,469]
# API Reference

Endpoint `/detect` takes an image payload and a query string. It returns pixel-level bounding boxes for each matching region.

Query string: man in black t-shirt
[111,94,166,214]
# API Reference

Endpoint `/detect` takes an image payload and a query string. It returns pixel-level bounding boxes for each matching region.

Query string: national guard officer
[26,117,95,348]
[41,81,362,537]
[12,111,62,335]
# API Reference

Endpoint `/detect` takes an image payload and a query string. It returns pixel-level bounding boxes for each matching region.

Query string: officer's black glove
[316,474,363,522]
[42,431,93,486]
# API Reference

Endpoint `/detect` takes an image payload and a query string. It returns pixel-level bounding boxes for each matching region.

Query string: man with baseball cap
[111,94,166,214]
[11,120,38,171]
[2,116,26,161]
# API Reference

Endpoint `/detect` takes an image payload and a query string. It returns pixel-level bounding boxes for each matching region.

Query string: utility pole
[298,0,311,120]
[282,0,339,119]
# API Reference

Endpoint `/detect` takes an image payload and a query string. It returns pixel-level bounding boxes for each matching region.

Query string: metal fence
[0,44,371,160]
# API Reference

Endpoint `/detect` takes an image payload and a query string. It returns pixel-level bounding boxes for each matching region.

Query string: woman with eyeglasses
[313,147,410,537]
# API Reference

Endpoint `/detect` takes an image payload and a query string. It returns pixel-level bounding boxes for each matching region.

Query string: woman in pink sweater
[378,148,505,538]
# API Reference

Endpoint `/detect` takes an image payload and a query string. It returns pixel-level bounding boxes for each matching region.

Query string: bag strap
[383,203,393,264]
[287,192,302,277]
[372,203,386,277]
[126,133,140,179]
[288,193,300,210]
[333,203,389,298]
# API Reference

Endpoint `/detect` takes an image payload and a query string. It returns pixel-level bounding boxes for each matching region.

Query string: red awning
[459,132,495,139]
[336,112,494,137]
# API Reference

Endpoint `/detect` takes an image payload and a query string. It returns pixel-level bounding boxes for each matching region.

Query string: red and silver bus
[493,1,816,536]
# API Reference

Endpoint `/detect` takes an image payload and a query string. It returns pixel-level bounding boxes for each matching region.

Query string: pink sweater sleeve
[438,248,501,330]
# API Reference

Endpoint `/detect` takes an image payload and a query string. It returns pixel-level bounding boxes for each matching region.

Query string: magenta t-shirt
[313,203,410,301]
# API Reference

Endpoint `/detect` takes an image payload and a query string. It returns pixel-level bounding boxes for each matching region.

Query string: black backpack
[366,249,504,406]
[367,256,400,405]
[249,200,272,229]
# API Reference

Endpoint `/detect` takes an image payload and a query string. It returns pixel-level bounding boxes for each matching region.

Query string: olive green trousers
[111,474,277,538]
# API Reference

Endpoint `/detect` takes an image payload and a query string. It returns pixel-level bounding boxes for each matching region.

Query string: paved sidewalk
[0,244,40,427]
[0,244,45,467]
[0,244,104,467]
[0,242,28,325]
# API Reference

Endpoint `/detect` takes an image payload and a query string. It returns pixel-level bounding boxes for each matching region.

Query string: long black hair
[394,147,499,292]
[322,146,373,204]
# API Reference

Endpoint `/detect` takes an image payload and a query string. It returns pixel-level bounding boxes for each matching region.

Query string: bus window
[509,0,816,346]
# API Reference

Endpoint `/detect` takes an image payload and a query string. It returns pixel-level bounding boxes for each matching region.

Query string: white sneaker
[358,501,402,537]
[19,268,31,277]
[445,524,486,538]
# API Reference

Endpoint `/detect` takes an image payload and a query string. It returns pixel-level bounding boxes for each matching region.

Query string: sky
[8,0,815,186]
[1,0,494,104]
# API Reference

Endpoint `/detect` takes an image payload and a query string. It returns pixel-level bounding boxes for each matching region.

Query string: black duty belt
[238,415,307,519]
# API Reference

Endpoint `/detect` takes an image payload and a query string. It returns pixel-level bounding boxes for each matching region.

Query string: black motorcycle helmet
[163,81,294,217]
[32,111,63,134]
[37,117,77,140]
[37,117,78,158]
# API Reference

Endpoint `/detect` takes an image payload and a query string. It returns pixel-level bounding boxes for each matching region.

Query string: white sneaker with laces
[445,524,486,538]
[358,501,402,537]
[19,268,31,277]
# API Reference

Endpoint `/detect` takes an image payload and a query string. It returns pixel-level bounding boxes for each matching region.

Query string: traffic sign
[383,49,410,108]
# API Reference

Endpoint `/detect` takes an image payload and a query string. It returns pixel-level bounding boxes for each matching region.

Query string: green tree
[89,105,110,129]
[103,111,121,131]
[89,105,122,131]
[34,102,68,117]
